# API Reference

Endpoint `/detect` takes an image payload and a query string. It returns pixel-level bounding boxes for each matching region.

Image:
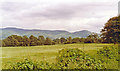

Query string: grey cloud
[1,1,118,33]
[23,4,77,19]
[0,2,34,12]
[20,2,116,20]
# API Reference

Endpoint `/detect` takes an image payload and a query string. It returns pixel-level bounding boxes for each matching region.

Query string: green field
[1,43,118,69]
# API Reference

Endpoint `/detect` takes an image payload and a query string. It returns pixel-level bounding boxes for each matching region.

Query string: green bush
[97,45,119,69]
[56,48,104,69]
[97,46,118,60]
[13,59,39,70]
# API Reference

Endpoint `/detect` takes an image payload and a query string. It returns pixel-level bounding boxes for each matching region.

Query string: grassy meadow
[1,43,119,69]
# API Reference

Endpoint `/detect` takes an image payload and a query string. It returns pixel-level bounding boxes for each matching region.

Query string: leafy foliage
[2,32,102,47]
[13,59,38,70]
[101,16,120,43]
[97,45,119,69]
[97,46,118,60]
[44,37,52,45]
[60,37,66,44]
[72,37,80,43]
[2,35,19,46]
[23,35,30,46]
[2,35,53,47]
[56,48,104,69]
[38,35,45,45]
[84,33,99,43]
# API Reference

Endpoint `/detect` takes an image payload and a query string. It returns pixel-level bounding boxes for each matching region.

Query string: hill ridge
[1,27,92,39]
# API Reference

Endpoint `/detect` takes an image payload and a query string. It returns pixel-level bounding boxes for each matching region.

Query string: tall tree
[3,35,19,46]
[79,38,85,43]
[84,33,99,43]
[60,37,66,44]
[53,38,60,44]
[38,36,45,45]
[44,37,52,45]
[101,16,120,43]
[68,37,72,44]
[72,37,80,43]
[23,35,30,46]
[12,35,24,46]
[29,35,38,46]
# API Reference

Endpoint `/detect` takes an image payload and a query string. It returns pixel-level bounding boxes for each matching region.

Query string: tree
[44,37,52,45]
[38,36,45,45]
[29,35,38,46]
[72,37,80,43]
[23,35,30,46]
[66,37,72,44]
[79,38,85,43]
[3,35,19,46]
[101,16,120,43]
[53,38,60,44]
[12,35,23,42]
[84,33,99,43]
[60,37,66,44]
[2,39,8,47]
[12,35,24,46]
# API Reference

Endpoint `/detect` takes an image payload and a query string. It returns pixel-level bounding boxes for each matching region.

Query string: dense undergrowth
[97,45,119,69]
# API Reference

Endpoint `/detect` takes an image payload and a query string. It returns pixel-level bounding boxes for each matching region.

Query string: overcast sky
[0,0,119,33]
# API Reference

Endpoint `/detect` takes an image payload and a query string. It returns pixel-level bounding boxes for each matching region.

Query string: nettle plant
[56,48,104,69]
[97,46,118,60]
[13,59,54,70]
[13,59,40,70]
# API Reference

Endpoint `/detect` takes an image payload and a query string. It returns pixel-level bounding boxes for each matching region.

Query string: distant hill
[0,27,92,39]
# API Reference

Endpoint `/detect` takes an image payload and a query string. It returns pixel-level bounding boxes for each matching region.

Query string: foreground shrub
[13,59,39,70]
[97,45,119,69]
[97,46,118,60]
[56,48,104,69]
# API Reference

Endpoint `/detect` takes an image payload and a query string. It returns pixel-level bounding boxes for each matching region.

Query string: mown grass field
[1,43,118,69]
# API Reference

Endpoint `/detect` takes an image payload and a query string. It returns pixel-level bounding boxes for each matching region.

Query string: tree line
[1,33,102,47]
[1,16,120,47]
